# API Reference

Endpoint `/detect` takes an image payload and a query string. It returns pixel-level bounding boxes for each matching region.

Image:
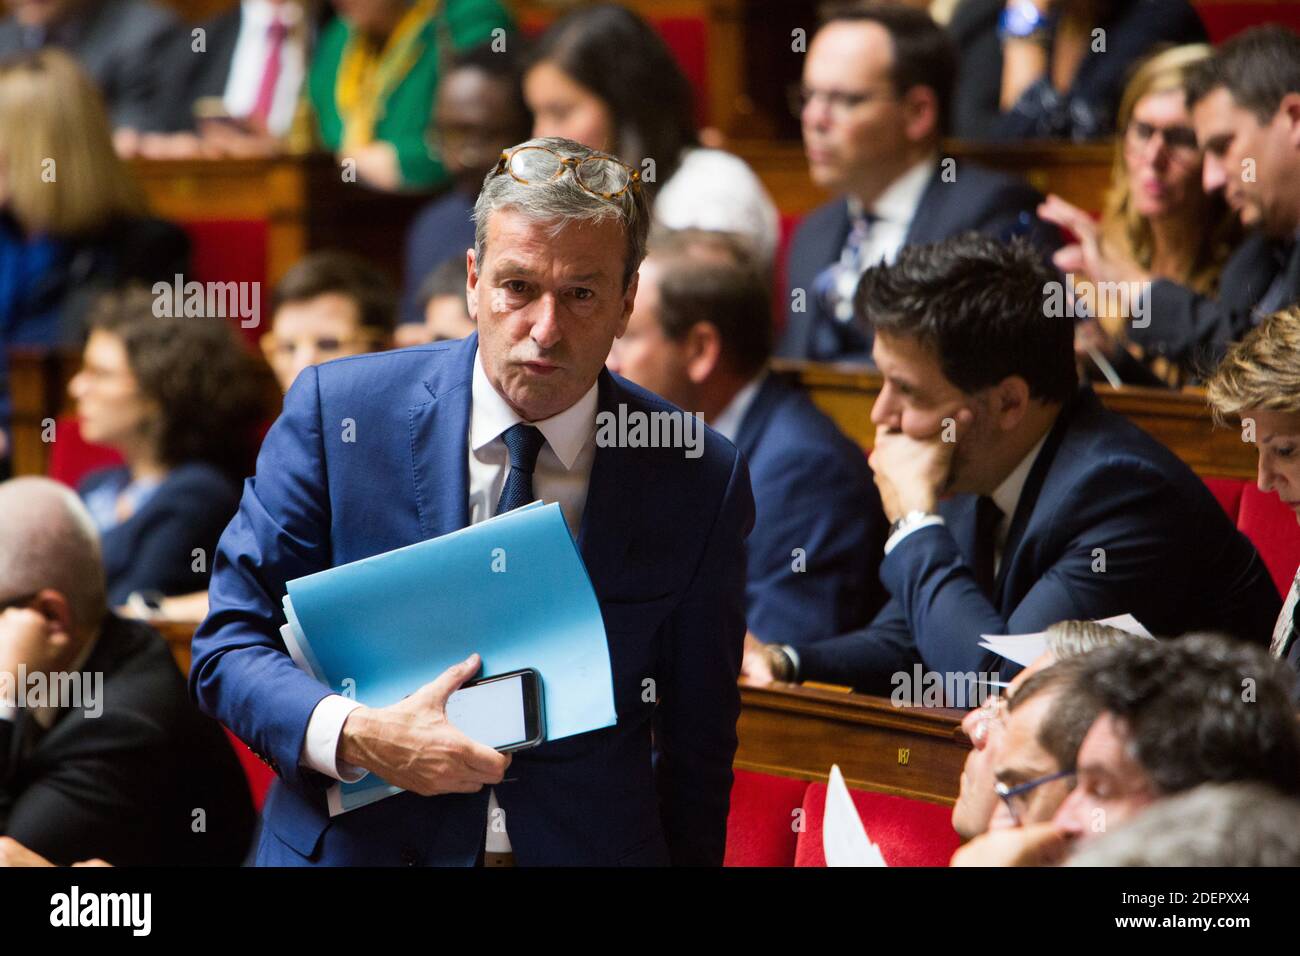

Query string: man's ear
[616,271,639,339]
[1280,92,1300,150]
[684,321,723,384]
[903,84,940,144]
[465,248,479,322]
[30,589,74,649]
[994,376,1031,431]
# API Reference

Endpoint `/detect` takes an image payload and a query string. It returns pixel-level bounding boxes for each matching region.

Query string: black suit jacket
[777,161,1058,360]
[78,462,242,606]
[733,375,887,645]
[1132,231,1300,378]
[151,6,243,133]
[798,386,1281,694]
[0,613,255,865]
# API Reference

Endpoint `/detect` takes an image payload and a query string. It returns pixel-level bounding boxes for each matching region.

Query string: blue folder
[279,501,617,814]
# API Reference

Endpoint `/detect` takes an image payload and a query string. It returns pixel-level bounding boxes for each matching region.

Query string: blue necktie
[495,423,547,515]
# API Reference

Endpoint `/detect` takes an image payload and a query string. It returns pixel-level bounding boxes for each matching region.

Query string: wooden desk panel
[737,681,967,804]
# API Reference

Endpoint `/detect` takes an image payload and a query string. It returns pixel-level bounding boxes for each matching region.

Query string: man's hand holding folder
[337,652,511,797]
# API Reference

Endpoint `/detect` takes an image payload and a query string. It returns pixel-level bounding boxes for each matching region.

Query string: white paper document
[822,764,888,867]
[978,614,1154,668]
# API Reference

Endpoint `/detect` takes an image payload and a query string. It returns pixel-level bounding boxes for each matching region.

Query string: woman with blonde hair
[1205,305,1300,685]
[0,49,188,468]
[1038,44,1238,386]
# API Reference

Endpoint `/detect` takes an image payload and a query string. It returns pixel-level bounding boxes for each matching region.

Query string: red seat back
[724,769,809,866]
[223,727,274,812]
[46,414,124,488]
[794,782,961,867]
[1237,483,1300,596]
[1194,2,1300,43]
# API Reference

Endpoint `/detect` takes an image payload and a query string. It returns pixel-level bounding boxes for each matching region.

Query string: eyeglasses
[1127,120,1200,156]
[492,145,640,200]
[788,83,893,120]
[995,769,1076,826]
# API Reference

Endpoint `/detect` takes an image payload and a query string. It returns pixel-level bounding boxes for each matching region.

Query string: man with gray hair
[191,137,755,866]
[0,477,254,865]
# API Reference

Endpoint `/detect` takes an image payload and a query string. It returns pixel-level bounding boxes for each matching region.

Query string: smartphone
[445,668,544,753]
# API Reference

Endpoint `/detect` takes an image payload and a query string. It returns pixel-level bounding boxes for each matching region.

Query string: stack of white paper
[822,764,888,867]
[978,614,1154,668]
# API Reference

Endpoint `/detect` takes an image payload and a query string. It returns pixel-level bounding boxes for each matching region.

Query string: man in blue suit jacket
[607,230,886,646]
[746,236,1280,696]
[190,137,754,866]
[777,5,1057,363]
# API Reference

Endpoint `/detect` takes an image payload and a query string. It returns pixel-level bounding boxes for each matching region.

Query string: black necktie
[495,423,547,515]
[973,496,1003,598]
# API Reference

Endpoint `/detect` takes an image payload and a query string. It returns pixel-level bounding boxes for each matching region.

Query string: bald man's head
[0,477,106,641]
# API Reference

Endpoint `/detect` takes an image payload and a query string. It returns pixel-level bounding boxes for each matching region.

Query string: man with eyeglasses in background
[777,2,1057,363]
[191,137,754,867]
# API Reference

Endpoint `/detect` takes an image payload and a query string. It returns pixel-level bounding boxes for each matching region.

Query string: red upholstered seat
[46,414,124,488]
[223,727,274,812]
[177,219,268,347]
[1237,483,1300,597]
[1194,2,1300,43]
[793,782,961,867]
[1203,475,1246,523]
[724,769,810,866]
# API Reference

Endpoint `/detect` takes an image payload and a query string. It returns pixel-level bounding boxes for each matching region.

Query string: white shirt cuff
[0,704,15,723]
[300,695,368,782]
[884,515,946,555]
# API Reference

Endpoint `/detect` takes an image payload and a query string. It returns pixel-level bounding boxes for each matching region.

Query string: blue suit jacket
[734,376,887,645]
[189,334,754,866]
[777,161,1058,361]
[798,386,1281,694]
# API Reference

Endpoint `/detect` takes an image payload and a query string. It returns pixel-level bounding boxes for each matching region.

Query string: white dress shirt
[300,346,599,857]
[854,153,940,269]
[221,0,307,136]
[709,371,767,444]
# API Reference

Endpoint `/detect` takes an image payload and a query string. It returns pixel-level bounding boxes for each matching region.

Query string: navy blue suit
[777,162,1058,361]
[78,462,240,606]
[734,375,886,645]
[797,386,1281,694]
[189,334,754,866]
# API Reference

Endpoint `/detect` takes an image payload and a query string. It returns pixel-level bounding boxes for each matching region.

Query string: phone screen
[446,675,528,749]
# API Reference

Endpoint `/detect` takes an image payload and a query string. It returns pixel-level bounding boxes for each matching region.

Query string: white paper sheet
[822,764,888,867]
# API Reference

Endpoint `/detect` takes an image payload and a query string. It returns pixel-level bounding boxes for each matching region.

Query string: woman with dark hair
[523,3,778,264]
[67,292,268,607]
[949,0,1206,141]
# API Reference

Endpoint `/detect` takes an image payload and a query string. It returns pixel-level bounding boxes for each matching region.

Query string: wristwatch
[889,509,938,539]
[765,644,798,683]
[998,0,1056,43]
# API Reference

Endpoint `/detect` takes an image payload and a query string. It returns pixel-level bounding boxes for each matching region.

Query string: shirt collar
[867,153,939,226]
[242,0,303,29]
[710,370,768,443]
[991,432,1049,525]
[469,347,598,471]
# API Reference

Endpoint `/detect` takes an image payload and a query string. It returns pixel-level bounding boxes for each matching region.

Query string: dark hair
[271,251,397,337]
[856,234,1078,403]
[1076,633,1300,797]
[819,2,957,135]
[649,230,772,376]
[88,289,267,479]
[443,42,531,136]
[524,4,698,194]
[1185,25,1300,122]
[1009,658,1100,772]
[416,258,469,314]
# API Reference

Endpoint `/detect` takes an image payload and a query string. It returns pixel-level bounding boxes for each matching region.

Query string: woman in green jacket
[309,0,513,191]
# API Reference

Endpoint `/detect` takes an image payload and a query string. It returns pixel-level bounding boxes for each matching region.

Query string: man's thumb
[424,653,481,710]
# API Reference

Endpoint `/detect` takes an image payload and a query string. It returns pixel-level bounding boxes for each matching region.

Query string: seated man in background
[0,0,177,145]
[399,42,532,338]
[1059,27,1300,375]
[745,235,1280,693]
[778,3,1055,363]
[954,633,1300,865]
[952,619,1136,840]
[0,477,255,866]
[412,258,476,345]
[607,229,886,646]
[262,250,398,394]
[143,0,312,157]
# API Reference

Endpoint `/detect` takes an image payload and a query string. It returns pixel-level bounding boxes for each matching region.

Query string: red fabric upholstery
[724,769,809,866]
[223,727,274,812]
[177,219,268,346]
[1204,475,1246,522]
[46,414,124,488]
[1237,483,1300,597]
[1194,3,1300,43]
[793,782,961,867]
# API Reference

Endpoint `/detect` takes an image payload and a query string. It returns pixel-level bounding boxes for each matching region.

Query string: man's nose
[1051,787,1087,836]
[1203,155,1227,194]
[530,295,562,350]
[870,389,900,430]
